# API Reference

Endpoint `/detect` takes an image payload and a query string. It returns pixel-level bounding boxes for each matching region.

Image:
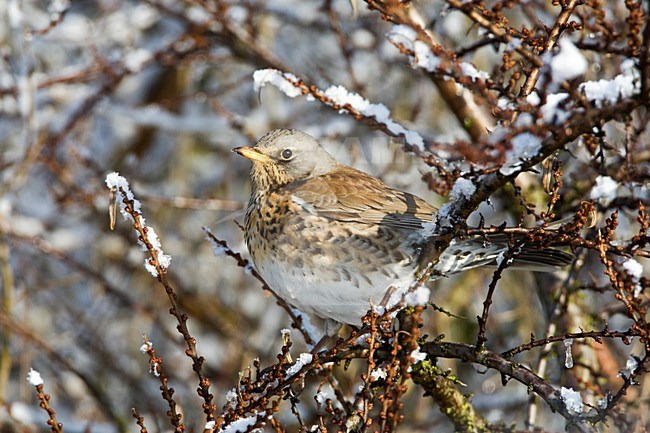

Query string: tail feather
[434,235,574,275]
[498,248,574,272]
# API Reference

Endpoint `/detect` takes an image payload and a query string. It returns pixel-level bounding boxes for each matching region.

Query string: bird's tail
[500,247,574,272]
[435,235,573,275]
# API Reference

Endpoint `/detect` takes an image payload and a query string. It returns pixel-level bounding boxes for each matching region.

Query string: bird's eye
[281,149,293,160]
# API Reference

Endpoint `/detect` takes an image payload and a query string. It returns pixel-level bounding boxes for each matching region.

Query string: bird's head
[233,129,339,190]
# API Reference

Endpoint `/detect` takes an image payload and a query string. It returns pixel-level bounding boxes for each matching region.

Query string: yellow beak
[232,146,272,163]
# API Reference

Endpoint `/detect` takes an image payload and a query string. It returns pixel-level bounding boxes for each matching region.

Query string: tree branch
[421,342,598,433]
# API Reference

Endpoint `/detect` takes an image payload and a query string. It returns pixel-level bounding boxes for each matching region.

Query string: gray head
[233,129,339,188]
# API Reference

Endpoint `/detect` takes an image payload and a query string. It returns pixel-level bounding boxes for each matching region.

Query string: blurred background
[1,0,648,432]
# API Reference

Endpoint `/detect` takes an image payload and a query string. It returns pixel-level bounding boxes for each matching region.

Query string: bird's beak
[232,146,272,163]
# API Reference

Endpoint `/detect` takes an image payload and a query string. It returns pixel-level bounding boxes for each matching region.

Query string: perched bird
[234,129,572,334]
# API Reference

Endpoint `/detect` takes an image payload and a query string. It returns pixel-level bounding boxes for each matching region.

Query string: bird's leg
[378,285,397,308]
[309,319,342,354]
[310,335,334,354]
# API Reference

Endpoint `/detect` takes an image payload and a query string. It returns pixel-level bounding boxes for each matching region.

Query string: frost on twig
[253,69,426,151]
[499,132,543,176]
[386,24,490,82]
[27,368,64,433]
[27,368,43,386]
[105,172,171,277]
[590,175,619,205]
[579,59,641,108]
[105,173,216,426]
[216,412,266,433]
[285,353,313,377]
[138,335,186,432]
[560,387,583,415]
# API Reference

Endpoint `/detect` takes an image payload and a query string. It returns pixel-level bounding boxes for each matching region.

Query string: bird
[233,129,573,336]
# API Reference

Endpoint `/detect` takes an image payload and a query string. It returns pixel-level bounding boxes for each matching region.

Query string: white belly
[256,257,417,325]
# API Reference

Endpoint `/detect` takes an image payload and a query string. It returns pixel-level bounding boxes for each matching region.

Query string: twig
[420,342,599,432]
[140,337,184,433]
[108,176,216,421]
[29,374,64,433]
[444,0,543,67]
[421,97,646,266]
[365,1,495,141]
[501,326,639,359]
[476,241,523,351]
[131,408,149,433]
[517,0,584,100]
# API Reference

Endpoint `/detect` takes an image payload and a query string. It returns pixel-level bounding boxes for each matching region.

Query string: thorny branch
[140,337,184,433]
[30,381,64,433]
[109,183,217,423]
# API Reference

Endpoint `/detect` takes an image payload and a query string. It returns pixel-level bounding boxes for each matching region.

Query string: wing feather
[285,167,572,271]
[287,167,436,232]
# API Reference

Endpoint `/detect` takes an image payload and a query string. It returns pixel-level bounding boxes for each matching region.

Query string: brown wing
[287,166,436,232]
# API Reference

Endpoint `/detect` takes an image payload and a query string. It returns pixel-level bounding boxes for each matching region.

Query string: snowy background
[1,0,649,432]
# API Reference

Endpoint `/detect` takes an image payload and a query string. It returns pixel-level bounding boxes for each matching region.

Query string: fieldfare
[234,129,572,332]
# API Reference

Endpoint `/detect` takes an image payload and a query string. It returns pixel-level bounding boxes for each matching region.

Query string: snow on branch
[253,69,304,98]
[421,95,645,264]
[105,172,171,277]
[26,368,64,433]
[500,132,543,176]
[106,173,215,419]
[547,39,587,85]
[526,59,641,126]
[386,24,490,82]
[27,368,44,386]
[579,59,641,108]
[560,387,584,415]
[253,69,426,151]
[216,413,266,433]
